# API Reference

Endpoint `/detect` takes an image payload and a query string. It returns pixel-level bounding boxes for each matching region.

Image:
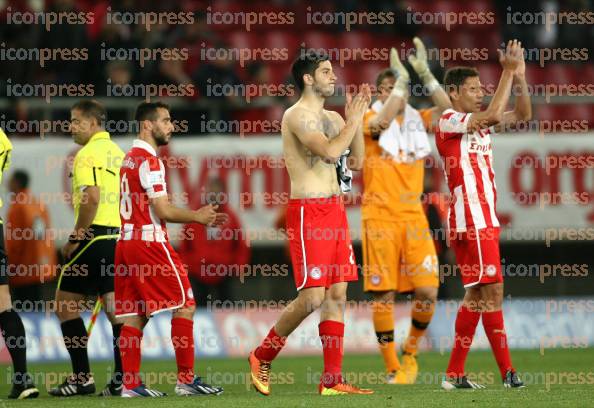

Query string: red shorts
[450,226,503,288]
[114,239,195,317]
[286,196,358,290]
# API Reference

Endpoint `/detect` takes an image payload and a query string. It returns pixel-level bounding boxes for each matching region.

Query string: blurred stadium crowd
[0,0,592,136]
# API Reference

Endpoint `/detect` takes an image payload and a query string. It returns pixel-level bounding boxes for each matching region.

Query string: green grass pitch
[0,348,591,407]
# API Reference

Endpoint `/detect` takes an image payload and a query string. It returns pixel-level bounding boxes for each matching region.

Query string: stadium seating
[217,0,588,130]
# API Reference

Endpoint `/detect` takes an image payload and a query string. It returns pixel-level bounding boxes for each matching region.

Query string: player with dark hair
[115,101,227,397]
[436,40,531,390]
[248,50,373,396]
[50,99,125,397]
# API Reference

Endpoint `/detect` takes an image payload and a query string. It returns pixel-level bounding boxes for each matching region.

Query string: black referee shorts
[57,224,119,296]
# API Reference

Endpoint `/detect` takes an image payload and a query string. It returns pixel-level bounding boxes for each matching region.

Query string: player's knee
[415,286,438,303]
[299,291,325,312]
[463,287,482,310]
[55,306,69,321]
[0,303,11,314]
[54,293,78,320]
[104,310,120,325]
[483,282,502,297]
[482,283,503,309]
[55,304,79,322]
[325,290,347,305]
[309,295,325,311]
[122,316,147,330]
[0,288,12,313]
[174,304,196,319]
[371,290,394,304]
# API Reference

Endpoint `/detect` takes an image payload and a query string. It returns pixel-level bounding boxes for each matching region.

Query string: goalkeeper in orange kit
[361,38,451,384]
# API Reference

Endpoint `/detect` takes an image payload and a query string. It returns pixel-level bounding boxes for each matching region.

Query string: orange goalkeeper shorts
[362,217,439,293]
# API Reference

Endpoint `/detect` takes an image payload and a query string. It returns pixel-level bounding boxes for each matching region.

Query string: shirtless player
[248,50,373,396]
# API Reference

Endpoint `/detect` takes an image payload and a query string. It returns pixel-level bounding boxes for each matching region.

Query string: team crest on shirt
[309,267,322,280]
[371,275,381,286]
[486,265,497,277]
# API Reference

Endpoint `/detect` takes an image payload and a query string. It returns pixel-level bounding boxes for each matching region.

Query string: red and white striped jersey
[435,109,500,232]
[119,139,169,242]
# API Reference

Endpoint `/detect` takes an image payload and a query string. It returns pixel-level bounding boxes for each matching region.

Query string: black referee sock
[60,318,91,380]
[112,323,123,384]
[0,309,28,384]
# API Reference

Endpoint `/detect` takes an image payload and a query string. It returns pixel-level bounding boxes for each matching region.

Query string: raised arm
[466,40,523,132]
[495,42,532,132]
[368,48,408,130]
[329,111,364,171]
[408,37,452,114]
[288,85,371,162]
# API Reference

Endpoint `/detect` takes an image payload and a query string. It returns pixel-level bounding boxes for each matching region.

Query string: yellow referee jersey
[0,129,13,209]
[72,131,124,227]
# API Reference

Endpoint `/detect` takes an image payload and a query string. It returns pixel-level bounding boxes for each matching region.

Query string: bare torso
[281,103,343,198]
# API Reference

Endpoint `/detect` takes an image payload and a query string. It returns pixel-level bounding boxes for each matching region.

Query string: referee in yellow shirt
[0,129,39,399]
[50,100,125,397]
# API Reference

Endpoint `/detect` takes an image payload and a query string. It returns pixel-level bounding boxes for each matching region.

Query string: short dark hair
[376,68,396,88]
[291,50,330,91]
[12,169,29,189]
[443,67,480,93]
[71,100,106,126]
[135,101,170,122]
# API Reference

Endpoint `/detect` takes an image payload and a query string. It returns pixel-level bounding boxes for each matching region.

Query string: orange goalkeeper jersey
[362,107,434,222]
